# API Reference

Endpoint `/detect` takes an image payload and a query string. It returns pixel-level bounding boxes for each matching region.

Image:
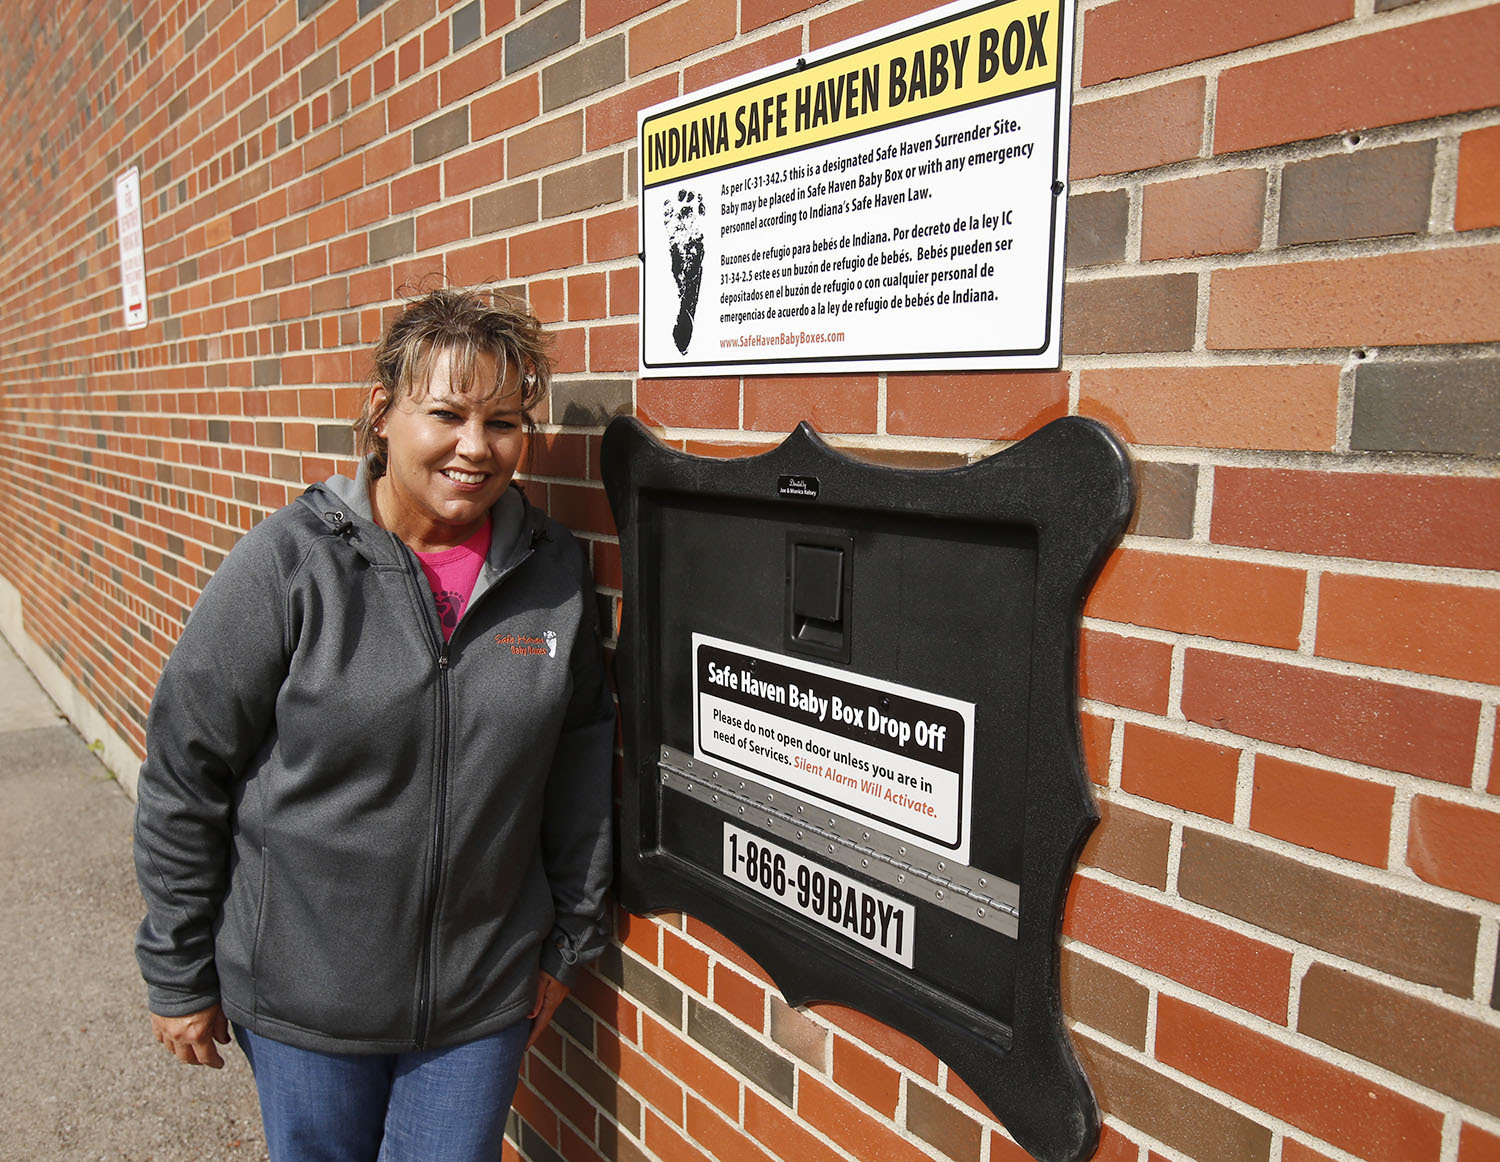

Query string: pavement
[0,636,269,1162]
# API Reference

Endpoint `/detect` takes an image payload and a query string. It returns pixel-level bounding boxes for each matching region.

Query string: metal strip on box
[658,745,1019,939]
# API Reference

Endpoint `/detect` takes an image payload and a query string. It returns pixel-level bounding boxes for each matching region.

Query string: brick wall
[2,0,1497,1160]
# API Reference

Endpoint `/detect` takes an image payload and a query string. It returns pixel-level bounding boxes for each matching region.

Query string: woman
[134,287,615,1161]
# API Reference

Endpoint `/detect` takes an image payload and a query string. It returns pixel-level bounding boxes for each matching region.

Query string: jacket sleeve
[537,541,617,989]
[133,521,296,1016]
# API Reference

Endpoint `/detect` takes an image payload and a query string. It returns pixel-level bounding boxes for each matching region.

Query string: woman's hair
[354,286,552,475]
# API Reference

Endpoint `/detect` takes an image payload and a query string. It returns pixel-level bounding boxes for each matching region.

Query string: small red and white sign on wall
[114,167,148,331]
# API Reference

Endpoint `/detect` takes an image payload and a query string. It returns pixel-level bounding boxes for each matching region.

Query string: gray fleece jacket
[134,463,615,1053]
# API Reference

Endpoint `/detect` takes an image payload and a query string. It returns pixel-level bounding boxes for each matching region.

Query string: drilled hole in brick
[1352,348,1368,360]
[1346,132,1363,147]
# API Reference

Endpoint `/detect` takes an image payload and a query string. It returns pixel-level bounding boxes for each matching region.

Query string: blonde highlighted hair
[354,286,552,475]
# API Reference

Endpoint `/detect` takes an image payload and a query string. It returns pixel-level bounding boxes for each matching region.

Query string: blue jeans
[236,1023,529,1162]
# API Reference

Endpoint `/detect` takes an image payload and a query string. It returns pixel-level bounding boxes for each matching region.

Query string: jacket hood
[296,458,536,585]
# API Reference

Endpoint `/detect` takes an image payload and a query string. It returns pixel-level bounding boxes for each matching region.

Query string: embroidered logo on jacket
[494,631,557,657]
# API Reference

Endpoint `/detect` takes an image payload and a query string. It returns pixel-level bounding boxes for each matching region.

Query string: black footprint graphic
[665,190,706,354]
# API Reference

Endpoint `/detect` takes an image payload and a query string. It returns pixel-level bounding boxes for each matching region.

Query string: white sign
[693,633,975,862]
[638,0,1073,376]
[723,823,915,966]
[114,168,148,331]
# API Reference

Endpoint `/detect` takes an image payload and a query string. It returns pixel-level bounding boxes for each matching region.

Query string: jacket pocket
[247,835,426,1042]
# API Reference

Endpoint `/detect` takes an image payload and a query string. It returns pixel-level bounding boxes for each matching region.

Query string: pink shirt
[413,518,490,640]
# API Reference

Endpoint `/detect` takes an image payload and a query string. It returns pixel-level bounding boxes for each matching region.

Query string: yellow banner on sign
[642,0,1061,186]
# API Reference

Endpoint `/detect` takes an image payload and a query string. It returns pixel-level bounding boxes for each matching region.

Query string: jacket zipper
[415,640,450,1049]
[402,542,450,1051]
[407,532,535,1048]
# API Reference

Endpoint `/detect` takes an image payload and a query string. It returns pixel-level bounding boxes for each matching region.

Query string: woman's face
[369,347,526,552]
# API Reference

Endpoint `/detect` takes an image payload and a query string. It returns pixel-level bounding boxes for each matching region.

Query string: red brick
[808,1003,938,1081]
[510,1079,560,1144]
[1070,78,1205,180]
[586,206,637,262]
[711,963,765,1030]
[683,1096,775,1162]
[797,1074,936,1162]
[472,76,540,141]
[644,1108,713,1162]
[597,1031,681,1121]
[684,28,800,93]
[743,1090,846,1162]
[618,908,660,962]
[640,1017,740,1119]
[567,272,608,321]
[1317,574,1500,686]
[1182,648,1481,785]
[661,927,709,993]
[637,377,739,429]
[1282,1143,1339,1162]
[529,1054,598,1138]
[886,371,1067,440]
[444,141,506,196]
[1461,1124,1500,1162]
[1080,712,1114,787]
[1156,996,1444,1162]
[1097,1128,1146,1162]
[1082,0,1353,85]
[1079,628,1172,716]
[527,431,588,480]
[1064,877,1291,1021]
[391,166,442,213]
[589,323,637,372]
[1408,796,1500,904]
[1456,125,1500,232]
[744,375,878,434]
[385,0,434,44]
[808,0,938,50]
[1080,365,1337,452]
[508,112,583,177]
[534,279,572,326]
[417,201,470,249]
[681,916,773,984]
[545,481,616,536]
[610,267,640,316]
[629,0,736,76]
[1250,754,1393,868]
[444,238,508,286]
[1119,722,1241,822]
[509,220,585,278]
[439,38,503,103]
[1211,467,1500,571]
[586,75,679,151]
[1216,7,1500,154]
[1088,548,1306,649]
[1141,169,1267,259]
[739,0,803,33]
[386,74,440,132]
[585,0,668,37]
[832,1037,900,1117]
[1208,245,1500,349]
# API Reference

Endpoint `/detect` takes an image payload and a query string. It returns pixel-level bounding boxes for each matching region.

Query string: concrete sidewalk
[0,637,268,1162]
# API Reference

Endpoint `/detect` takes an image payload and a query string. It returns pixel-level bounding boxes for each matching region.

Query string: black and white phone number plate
[722,822,914,967]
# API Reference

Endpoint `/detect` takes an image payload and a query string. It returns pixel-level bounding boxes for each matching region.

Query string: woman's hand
[525,971,570,1049]
[151,1004,231,1068]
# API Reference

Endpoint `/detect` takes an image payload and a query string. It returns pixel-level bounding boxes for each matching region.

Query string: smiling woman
[369,349,528,553]
[133,286,615,1162]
